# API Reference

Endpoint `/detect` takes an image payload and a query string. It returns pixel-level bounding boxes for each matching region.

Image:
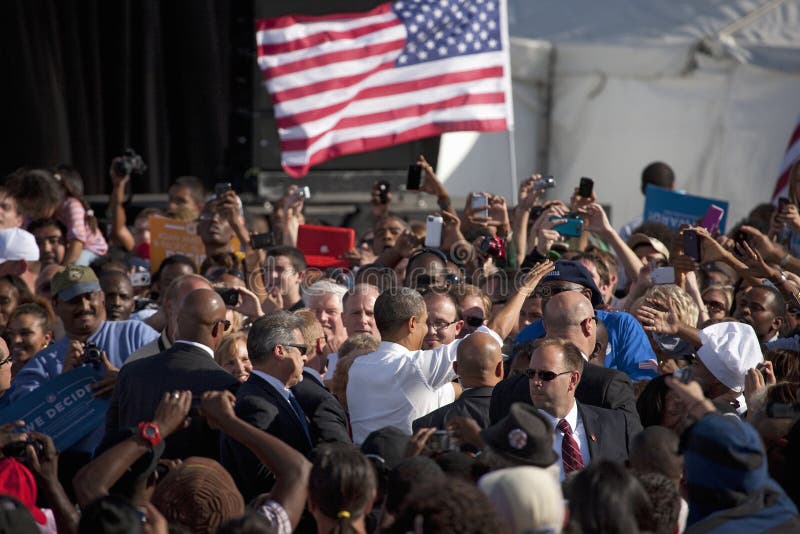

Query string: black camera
[112,148,148,176]
[83,342,103,369]
[1,439,45,461]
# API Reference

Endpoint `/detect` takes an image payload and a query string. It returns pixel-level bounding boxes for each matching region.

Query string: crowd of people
[0,154,798,533]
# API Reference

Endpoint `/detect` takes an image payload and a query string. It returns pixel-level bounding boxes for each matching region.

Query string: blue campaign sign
[0,366,108,451]
[643,186,730,234]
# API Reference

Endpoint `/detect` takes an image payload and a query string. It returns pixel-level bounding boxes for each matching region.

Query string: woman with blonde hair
[214,332,252,383]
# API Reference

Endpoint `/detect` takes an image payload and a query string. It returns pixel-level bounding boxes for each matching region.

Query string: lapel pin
[590,434,597,442]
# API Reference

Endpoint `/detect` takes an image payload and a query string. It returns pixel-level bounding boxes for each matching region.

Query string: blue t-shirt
[4,320,159,452]
[516,310,658,381]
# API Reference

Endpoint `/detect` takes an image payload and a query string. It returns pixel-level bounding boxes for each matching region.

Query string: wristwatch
[138,421,162,447]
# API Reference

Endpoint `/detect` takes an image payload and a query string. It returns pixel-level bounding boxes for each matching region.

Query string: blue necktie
[287,392,312,445]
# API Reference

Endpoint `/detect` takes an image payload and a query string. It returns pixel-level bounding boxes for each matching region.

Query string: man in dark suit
[290,309,350,444]
[413,331,503,432]
[104,289,239,459]
[220,311,314,502]
[491,291,642,437]
[527,337,632,480]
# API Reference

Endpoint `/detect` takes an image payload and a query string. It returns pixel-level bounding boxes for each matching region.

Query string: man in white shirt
[348,261,555,443]
[527,337,632,480]
[324,283,380,381]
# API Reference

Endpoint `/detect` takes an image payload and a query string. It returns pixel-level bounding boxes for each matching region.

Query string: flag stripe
[258,24,407,70]
[258,18,400,56]
[280,93,506,150]
[277,73,505,133]
[263,39,406,79]
[257,4,393,38]
[282,104,508,156]
[273,57,506,118]
[282,118,508,177]
[772,119,800,200]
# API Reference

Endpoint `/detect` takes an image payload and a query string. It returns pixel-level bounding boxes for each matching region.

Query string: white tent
[438,0,800,228]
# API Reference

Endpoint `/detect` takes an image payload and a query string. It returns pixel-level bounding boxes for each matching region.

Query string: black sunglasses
[533,285,585,299]
[464,316,484,328]
[515,368,573,382]
[214,319,232,332]
[286,343,308,355]
[415,273,460,288]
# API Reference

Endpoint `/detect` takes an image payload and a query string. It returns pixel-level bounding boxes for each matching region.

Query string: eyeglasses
[464,316,484,328]
[214,319,232,332]
[0,354,11,367]
[533,284,585,299]
[426,320,457,331]
[208,268,245,282]
[703,300,726,313]
[515,368,573,381]
[286,343,308,355]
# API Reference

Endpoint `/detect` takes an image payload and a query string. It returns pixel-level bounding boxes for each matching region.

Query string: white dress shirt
[347,325,502,444]
[538,401,591,481]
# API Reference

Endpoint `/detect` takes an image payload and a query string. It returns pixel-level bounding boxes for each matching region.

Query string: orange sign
[148,215,240,272]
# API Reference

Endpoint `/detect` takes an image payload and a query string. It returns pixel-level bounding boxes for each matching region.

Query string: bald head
[542,291,596,355]
[176,289,228,350]
[454,332,503,387]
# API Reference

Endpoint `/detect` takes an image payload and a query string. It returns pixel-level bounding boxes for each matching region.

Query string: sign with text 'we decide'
[0,366,108,451]
[644,186,729,234]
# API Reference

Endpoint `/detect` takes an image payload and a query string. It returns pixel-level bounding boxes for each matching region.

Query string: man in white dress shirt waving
[347,261,555,444]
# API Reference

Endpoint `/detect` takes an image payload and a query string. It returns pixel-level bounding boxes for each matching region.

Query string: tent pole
[508,128,519,205]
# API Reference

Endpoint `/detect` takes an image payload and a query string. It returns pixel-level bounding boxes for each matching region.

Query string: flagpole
[508,127,518,205]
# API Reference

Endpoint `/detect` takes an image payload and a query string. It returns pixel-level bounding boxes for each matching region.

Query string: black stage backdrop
[0,0,233,195]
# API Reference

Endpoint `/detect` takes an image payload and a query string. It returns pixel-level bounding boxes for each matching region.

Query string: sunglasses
[415,273,461,288]
[214,319,232,332]
[0,354,11,367]
[533,285,585,299]
[515,368,573,381]
[286,343,308,355]
[463,316,484,328]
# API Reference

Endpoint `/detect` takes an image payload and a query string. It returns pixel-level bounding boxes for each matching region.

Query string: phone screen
[406,165,422,190]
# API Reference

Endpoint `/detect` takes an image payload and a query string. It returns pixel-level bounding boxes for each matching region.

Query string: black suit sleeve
[104,365,126,434]
[311,395,352,444]
[489,374,530,425]
[602,371,643,437]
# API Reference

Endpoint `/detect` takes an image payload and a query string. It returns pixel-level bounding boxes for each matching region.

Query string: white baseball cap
[697,321,763,393]
[0,228,40,264]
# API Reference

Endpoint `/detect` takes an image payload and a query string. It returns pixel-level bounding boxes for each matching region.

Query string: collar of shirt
[538,400,579,432]
[303,367,324,386]
[173,340,215,359]
[251,369,292,403]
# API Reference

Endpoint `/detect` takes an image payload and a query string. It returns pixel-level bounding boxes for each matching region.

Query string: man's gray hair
[247,311,302,364]
[302,279,348,302]
[374,287,425,334]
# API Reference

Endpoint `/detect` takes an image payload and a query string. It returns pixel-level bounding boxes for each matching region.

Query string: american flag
[256,0,513,178]
[771,116,800,201]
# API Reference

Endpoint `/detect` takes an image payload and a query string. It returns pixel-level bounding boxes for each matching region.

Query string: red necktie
[557,419,584,475]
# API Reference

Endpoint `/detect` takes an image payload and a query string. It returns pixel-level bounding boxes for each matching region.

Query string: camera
[673,366,694,384]
[479,236,507,259]
[1,439,45,461]
[376,181,390,204]
[112,148,147,176]
[426,430,455,453]
[83,342,103,369]
[533,175,556,191]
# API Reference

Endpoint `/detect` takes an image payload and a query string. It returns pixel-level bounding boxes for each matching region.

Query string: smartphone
[130,272,151,288]
[406,164,423,190]
[424,215,443,248]
[533,175,556,191]
[734,229,748,246]
[683,230,701,262]
[214,182,232,197]
[673,366,694,384]
[778,197,791,213]
[471,193,489,219]
[550,216,583,237]
[651,266,675,285]
[426,430,452,452]
[214,288,239,307]
[250,232,276,250]
[295,186,311,200]
[578,177,594,198]
[376,180,391,204]
[699,205,725,233]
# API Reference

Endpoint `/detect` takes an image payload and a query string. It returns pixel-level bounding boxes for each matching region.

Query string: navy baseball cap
[539,260,603,307]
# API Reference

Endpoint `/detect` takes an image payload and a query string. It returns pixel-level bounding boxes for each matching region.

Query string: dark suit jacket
[220,372,314,502]
[490,364,643,437]
[291,370,351,445]
[578,402,632,464]
[104,342,239,460]
[412,386,494,432]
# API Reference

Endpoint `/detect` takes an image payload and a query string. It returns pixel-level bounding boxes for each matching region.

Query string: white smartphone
[651,266,675,285]
[130,272,151,287]
[425,215,444,248]
[470,193,489,219]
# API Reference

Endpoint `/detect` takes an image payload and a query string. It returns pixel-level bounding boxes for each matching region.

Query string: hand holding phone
[215,288,239,307]
[425,215,443,248]
[470,193,489,219]
[578,177,594,198]
[683,230,701,262]
[407,164,423,191]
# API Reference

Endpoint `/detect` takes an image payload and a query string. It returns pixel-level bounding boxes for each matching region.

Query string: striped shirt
[57,197,108,255]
